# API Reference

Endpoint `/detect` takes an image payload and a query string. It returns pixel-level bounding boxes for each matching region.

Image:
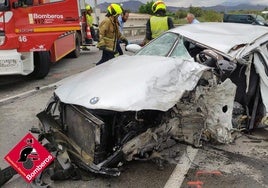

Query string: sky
[87,0,268,8]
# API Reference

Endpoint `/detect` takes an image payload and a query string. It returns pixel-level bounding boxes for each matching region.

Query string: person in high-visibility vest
[142,0,174,45]
[85,4,97,42]
[96,3,128,65]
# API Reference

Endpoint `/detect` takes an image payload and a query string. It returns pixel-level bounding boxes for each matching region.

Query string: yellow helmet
[107,3,122,16]
[152,0,166,13]
[86,5,91,11]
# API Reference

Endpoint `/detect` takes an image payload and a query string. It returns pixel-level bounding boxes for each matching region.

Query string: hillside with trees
[137,1,268,24]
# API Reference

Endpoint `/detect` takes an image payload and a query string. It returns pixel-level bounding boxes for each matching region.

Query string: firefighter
[85,5,97,42]
[142,0,174,45]
[96,3,128,66]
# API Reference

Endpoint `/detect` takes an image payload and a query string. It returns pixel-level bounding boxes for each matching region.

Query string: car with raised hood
[2,22,267,184]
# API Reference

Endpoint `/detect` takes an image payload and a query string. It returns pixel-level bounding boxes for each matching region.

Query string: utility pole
[94,0,100,25]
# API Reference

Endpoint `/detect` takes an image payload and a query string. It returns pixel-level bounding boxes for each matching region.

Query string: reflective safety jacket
[86,14,94,26]
[150,16,169,39]
[97,16,127,52]
[143,15,174,45]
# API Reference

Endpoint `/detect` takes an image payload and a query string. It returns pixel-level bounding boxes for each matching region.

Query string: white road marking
[164,146,198,188]
[0,83,58,105]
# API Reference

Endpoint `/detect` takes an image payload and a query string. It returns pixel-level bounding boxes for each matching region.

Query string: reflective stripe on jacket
[150,16,168,39]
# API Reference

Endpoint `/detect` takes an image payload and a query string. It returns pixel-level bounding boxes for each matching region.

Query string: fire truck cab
[0,0,89,78]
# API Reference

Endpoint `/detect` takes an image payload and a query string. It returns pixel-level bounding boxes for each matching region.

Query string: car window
[247,15,254,22]
[225,14,253,24]
[170,39,192,59]
[136,32,178,56]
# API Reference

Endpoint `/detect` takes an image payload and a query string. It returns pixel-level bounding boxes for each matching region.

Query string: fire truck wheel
[68,34,81,58]
[30,51,50,79]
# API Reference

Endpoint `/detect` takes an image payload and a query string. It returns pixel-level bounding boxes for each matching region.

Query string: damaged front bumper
[36,107,122,177]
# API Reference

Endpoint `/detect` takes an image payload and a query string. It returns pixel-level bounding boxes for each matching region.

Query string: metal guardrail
[123,25,146,37]
[122,24,181,37]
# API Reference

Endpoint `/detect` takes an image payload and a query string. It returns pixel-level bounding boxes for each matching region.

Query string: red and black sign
[4,133,54,183]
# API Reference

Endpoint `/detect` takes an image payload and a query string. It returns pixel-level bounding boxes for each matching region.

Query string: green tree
[175,9,187,19]
[201,10,222,22]
[139,1,154,14]
[189,6,203,17]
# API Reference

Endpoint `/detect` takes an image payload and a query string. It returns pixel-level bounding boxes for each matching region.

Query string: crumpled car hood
[55,55,209,111]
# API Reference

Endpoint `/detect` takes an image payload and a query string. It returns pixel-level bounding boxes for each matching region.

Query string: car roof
[170,22,268,57]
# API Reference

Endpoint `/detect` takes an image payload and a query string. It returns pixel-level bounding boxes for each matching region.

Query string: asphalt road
[0,45,268,188]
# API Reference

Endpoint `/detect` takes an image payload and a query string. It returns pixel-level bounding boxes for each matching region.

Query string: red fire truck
[0,0,90,78]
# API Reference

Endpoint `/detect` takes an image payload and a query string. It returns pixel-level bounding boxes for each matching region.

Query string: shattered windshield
[136,32,190,58]
[170,39,192,59]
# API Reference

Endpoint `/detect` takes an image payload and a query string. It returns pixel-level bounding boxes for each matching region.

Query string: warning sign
[4,133,54,183]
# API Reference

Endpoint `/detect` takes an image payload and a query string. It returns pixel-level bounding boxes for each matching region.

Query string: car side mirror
[125,44,142,53]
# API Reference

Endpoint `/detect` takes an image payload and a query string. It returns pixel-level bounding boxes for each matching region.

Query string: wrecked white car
[25,23,268,179]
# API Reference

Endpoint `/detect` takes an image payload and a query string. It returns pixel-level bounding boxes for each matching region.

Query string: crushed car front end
[35,22,268,179]
[36,55,212,176]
